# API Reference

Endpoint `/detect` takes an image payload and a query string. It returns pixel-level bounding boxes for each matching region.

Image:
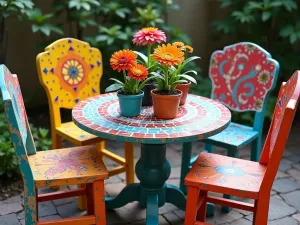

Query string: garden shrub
[211,0,300,124]
[0,100,52,178]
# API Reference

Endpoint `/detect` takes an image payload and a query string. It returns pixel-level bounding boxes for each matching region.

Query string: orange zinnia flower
[128,64,148,81]
[110,50,137,72]
[153,44,184,67]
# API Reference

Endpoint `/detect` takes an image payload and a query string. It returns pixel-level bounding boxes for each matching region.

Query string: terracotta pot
[151,89,182,119]
[142,82,156,106]
[176,81,191,105]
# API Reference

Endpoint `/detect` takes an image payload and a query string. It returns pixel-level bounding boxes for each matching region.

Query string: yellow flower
[172,41,185,48]
[184,45,193,53]
[62,60,84,85]
[153,44,184,67]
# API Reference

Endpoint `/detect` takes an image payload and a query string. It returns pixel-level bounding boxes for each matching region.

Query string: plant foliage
[211,0,300,124]
[0,100,51,178]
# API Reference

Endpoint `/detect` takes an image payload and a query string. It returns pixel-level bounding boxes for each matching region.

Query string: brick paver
[1,121,300,225]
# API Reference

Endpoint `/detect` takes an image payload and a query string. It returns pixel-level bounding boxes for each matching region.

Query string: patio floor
[1,120,300,225]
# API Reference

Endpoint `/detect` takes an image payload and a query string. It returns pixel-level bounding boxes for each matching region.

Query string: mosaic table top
[72,93,231,144]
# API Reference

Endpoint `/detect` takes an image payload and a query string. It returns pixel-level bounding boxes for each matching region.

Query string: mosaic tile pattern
[72,93,231,144]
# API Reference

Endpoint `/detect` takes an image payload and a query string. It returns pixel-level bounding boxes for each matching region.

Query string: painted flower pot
[117,91,144,117]
[142,82,156,106]
[151,89,182,120]
[176,81,191,105]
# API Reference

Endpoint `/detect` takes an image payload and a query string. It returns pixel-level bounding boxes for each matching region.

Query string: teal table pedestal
[106,144,187,225]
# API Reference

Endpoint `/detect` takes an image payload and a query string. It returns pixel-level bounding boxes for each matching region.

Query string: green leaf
[290,33,298,44]
[82,2,91,11]
[134,51,148,64]
[105,83,123,93]
[262,11,271,21]
[150,72,165,80]
[280,25,294,37]
[109,78,125,85]
[95,35,107,42]
[182,56,201,68]
[183,70,198,75]
[177,74,197,84]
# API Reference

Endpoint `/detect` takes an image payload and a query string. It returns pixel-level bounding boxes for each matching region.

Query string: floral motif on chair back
[209,43,279,112]
[0,65,28,144]
[269,72,300,157]
[36,38,103,109]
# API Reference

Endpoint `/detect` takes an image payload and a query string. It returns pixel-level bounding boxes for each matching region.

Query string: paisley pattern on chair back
[36,38,103,109]
[1,66,28,143]
[209,43,279,112]
[269,72,299,156]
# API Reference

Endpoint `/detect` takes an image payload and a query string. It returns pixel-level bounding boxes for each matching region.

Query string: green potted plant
[105,49,157,117]
[172,41,200,105]
[150,43,199,119]
[132,27,166,106]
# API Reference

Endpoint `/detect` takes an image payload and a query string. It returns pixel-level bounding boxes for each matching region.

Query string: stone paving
[1,120,300,225]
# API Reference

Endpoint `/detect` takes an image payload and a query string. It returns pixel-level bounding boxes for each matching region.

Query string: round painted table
[72,93,231,225]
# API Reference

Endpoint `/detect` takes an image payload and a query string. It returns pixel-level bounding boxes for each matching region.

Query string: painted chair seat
[204,122,259,148]
[56,121,102,145]
[185,152,266,199]
[29,145,108,188]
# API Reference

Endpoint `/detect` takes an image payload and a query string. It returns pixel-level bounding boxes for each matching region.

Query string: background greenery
[212,0,300,124]
[0,100,51,178]
[0,0,200,178]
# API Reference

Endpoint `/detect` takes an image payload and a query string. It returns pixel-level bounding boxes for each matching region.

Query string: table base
[106,144,186,225]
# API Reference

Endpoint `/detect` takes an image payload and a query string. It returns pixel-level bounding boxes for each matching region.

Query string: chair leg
[197,190,208,222]
[96,141,105,161]
[93,180,106,225]
[251,136,261,162]
[180,142,192,194]
[185,186,200,225]
[124,142,135,184]
[221,147,239,213]
[24,185,38,225]
[253,195,270,225]
[78,184,87,210]
[205,143,214,153]
[86,183,94,215]
[52,132,62,149]
[51,133,61,191]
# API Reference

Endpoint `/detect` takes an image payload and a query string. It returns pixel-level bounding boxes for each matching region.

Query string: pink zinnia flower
[133,27,167,46]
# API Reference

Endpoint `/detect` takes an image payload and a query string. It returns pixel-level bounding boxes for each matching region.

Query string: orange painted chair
[184,71,300,225]
[0,65,109,225]
[36,38,134,209]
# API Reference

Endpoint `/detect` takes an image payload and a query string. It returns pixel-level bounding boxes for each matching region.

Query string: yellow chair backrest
[36,38,103,127]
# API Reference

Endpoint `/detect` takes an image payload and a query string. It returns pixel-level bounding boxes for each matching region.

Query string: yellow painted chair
[36,38,134,210]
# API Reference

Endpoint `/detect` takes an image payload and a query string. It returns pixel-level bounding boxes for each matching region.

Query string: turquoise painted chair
[0,65,109,225]
[180,42,280,213]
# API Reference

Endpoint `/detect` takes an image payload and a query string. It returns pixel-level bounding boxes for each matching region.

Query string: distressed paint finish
[72,94,231,225]
[29,146,108,188]
[72,93,231,144]
[205,122,258,148]
[36,38,102,108]
[210,42,278,112]
[180,43,280,214]
[185,152,266,199]
[36,39,135,194]
[0,65,37,225]
[184,71,300,225]
[0,65,109,225]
